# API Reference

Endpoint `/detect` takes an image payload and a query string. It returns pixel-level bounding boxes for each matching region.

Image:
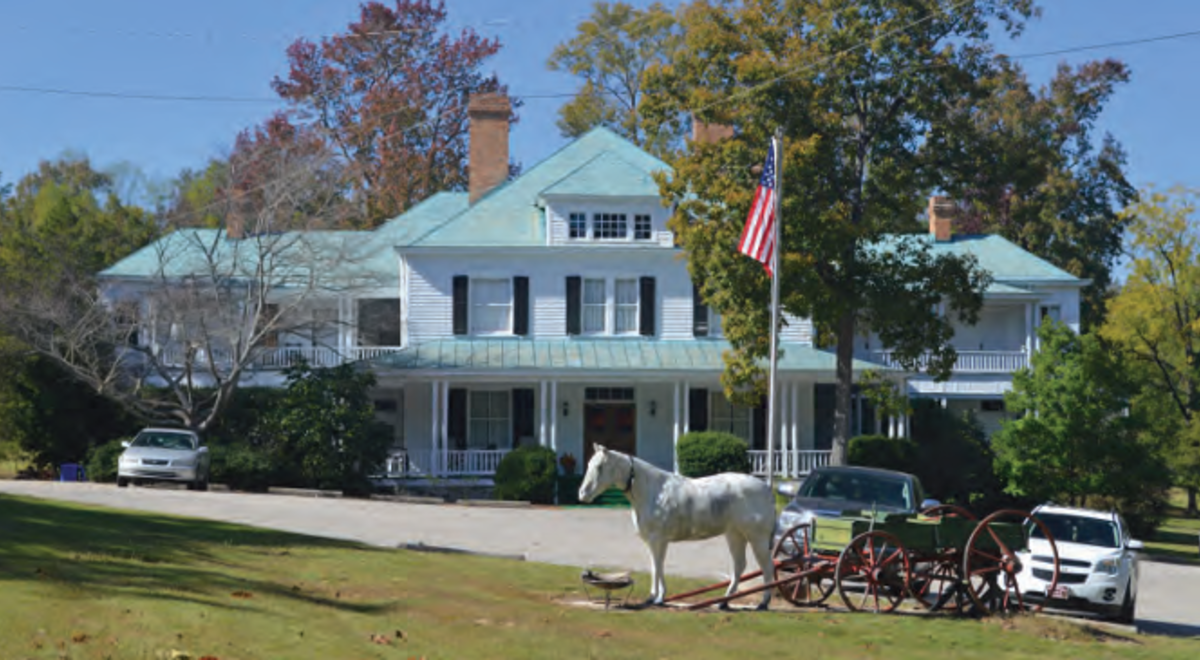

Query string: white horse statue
[578,444,776,609]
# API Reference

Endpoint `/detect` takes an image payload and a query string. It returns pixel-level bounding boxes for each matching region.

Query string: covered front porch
[366,339,903,481]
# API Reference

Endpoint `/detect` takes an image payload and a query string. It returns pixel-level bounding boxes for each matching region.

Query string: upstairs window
[634,214,653,240]
[583,278,607,334]
[471,279,513,335]
[568,212,588,239]
[593,213,628,239]
[615,279,639,334]
[357,299,400,346]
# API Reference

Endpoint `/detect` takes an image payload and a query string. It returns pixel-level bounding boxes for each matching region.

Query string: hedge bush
[494,445,558,504]
[847,434,918,474]
[85,438,129,483]
[209,443,275,492]
[677,431,750,478]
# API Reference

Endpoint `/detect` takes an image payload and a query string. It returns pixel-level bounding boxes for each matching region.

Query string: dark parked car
[775,465,936,538]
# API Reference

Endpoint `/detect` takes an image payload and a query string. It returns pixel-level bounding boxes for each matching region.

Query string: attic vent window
[634,214,652,240]
[593,213,627,239]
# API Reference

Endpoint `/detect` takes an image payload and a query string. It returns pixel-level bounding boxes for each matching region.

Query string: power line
[0,84,280,104]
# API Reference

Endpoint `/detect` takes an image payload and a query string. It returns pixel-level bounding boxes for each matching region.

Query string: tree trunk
[1189,486,1197,517]
[830,311,856,466]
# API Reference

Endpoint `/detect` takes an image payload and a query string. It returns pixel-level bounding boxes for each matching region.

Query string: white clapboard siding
[780,313,814,345]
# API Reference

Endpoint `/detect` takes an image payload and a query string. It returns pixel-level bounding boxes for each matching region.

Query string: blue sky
[2,0,1199,198]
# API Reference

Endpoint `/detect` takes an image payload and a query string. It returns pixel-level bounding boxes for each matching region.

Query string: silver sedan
[117,428,210,491]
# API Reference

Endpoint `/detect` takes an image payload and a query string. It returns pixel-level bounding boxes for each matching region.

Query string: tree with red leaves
[273,0,515,227]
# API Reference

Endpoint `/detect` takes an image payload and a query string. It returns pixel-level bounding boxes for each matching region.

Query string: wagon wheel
[911,505,977,612]
[835,530,911,614]
[962,509,1059,616]
[771,523,835,607]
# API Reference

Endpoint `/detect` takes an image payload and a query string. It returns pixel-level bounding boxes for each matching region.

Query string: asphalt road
[2,481,1198,637]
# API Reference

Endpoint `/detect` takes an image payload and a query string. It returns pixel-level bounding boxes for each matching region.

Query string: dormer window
[634,214,652,240]
[568,212,587,239]
[594,213,628,239]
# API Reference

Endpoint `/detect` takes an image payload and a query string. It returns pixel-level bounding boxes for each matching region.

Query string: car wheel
[117,477,129,488]
[1114,583,1135,624]
[196,472,209,492]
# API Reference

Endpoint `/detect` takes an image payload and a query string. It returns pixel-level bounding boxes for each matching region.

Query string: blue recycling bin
[59,463,86,482]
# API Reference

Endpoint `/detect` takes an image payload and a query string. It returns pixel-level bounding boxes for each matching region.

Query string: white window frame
[634,214,653,240]
[614,278,640,335]
[582,277,608,335]
[709,392,753,445]
[592,212,629,240]
[470,278,513,336]
[468,390,511,450]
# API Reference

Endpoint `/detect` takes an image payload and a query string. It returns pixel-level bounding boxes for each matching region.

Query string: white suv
[1017,504,1142,623]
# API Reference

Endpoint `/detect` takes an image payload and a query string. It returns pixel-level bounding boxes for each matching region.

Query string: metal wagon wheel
[771,523,835,607]
[835,530,911,614]
[962,509,1059,616]
[910,505,978,612]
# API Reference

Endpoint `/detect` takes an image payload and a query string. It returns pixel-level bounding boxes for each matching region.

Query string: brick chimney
[468,93,511,205]
[691,117,733,144]
[928,196,956,242]
[226,215,244,240]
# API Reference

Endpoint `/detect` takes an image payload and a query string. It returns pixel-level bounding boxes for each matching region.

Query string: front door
[584,403,636,463]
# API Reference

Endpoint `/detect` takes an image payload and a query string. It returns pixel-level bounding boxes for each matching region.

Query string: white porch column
[1025,301,1034,359]
[682,382,691,435]
[539,380,548,447]
[779,381,789,479]
[887,415,896,439]
[550,381,558,452]
[672,382,681,473]
[430,380,440,477]
[790,381,799,478]
[440,381,450,478]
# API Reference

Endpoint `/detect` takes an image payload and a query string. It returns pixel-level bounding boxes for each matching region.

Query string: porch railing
[870,349,1027,373]
[154,345,403,370]
[748,450,831,477]
[380,449,512,478]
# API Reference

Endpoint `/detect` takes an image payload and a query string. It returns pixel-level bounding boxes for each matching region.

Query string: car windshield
[799,471,913,510]
[130,431,196,451]
[1030,513,1120,549]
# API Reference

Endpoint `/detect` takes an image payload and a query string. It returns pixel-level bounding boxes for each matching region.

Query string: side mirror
[920,498,942,511]
[776,482,799,498]
[197,446,209,453]
[121,441,132,448]
[1127,539,1144,551]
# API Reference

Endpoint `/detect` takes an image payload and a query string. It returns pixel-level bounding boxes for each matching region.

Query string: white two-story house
[98,93,1084,481]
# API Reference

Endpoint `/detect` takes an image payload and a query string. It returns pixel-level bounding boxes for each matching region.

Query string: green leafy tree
[261,361,391,494]
[942,59,1136,329]
[645,0,1029,464]
[993,323,1168,522]
[1101,187,1200,514]
[549,1,683,154]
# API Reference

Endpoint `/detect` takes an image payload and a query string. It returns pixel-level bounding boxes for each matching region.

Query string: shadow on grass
[0,494,397,615]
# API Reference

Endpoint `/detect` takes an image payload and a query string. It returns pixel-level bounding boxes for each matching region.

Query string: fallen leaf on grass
[198,656,220,660]
[369,633,392,645]
[395,630,407,641]
[230,591,253,599]
[72,633,89,643]
[594,630,613,638]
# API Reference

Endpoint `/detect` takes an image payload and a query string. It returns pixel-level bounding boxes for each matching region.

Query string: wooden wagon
[666,506,1061,615]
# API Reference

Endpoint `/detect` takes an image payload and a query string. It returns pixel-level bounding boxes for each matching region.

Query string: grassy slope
[1,494,1198,660]
[1146,491,1200,564]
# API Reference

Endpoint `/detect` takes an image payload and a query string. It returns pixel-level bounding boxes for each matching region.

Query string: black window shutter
[512,388,535,447]
[692,284,709,337]
[814,384,835,451]
[448,388,468,449]
[688,388,708,433]
[513,276,530,336]
[565,276,582,336]
[452,276,469,335]
[753,398,767,451]
[639,276,656,337]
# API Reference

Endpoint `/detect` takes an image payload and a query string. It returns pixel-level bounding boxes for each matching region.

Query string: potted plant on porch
[556,452,582,505]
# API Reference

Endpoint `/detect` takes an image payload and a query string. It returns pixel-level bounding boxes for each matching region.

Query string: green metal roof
[405,127,669,248]
[367,339,888,374]
[912,234,1084,283]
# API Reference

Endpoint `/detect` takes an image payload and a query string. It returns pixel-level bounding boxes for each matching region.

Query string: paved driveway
[2,481,1198,636]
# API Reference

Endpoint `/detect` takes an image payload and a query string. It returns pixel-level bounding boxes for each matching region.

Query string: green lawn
[1,495,1199,659]
[1145,491,1200,564]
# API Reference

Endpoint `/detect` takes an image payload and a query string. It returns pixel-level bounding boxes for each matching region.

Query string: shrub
[847,434,917,473]
[209,443,275,492]
[494,445,558,504]
[85,438,129,483]
[677,431,750,478]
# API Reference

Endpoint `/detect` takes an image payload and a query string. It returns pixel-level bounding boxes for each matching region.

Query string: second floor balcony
[154,344,403,370]
[868,348,1028,373]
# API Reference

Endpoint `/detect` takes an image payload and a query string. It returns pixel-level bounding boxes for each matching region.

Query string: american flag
[738,142,777,275]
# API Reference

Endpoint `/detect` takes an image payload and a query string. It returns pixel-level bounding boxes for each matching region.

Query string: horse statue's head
[578,444,627,503]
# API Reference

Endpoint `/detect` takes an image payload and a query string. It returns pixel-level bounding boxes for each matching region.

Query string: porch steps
[589,487,630,508]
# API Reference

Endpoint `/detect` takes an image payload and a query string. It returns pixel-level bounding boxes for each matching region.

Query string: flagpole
[766,128,783,488]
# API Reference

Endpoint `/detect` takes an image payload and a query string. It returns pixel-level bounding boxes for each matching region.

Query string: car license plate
[1047,585,1069,600]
